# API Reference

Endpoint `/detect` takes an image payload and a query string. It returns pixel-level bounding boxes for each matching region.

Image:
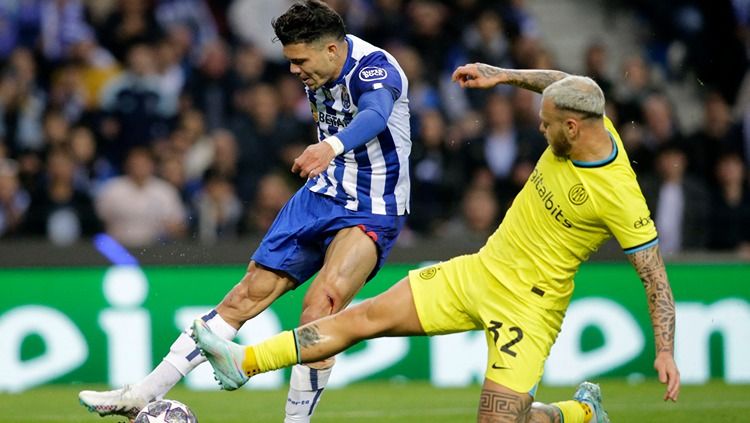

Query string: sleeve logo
[359,66,388,81]
[419,266,438,280]
[633,216,653,229]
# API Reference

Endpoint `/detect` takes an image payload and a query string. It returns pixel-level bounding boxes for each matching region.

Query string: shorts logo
[419,267,437,280]
[359,66,388,81]
[634,215,652,229]
[568,184,588,205]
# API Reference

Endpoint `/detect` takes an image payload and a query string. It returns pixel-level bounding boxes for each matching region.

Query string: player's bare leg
[193,276,425,387]
[79,262,295,418]
[285,226,377,422]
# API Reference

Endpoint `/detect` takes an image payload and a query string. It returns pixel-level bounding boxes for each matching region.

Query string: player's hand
[654,351,680,402]
[291,142,336,179]
[451,63,503,89]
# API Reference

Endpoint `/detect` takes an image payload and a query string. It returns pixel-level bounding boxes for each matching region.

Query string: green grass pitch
[1,380,748,422]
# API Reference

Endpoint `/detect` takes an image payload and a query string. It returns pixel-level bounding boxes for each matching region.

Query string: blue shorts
[251,188,406,286]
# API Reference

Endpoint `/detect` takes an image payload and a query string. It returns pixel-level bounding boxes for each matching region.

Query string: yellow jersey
[478,117,657,310]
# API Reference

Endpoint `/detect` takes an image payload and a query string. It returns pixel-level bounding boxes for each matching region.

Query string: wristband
[323,136,345,155]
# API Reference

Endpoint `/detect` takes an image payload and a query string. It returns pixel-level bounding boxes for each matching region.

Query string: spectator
[438,186,500,242]
[614,54,658,124]
[193,168,242,243]
[389,44,442,118]
[95,147,186,247]
[582,41,614,98]
[640,143,709,255]
[39,0,90,64]
[226,0,293,63]
[157,151,192,208]
[0,158,29,237]
[41,109,71,151]
[96,0,163,62]
[408,109,465,235]
[22,148,101,245]
[206,128,239,182]
[230,83,305,202]
[175,109,213,183]
[707,151,750,256]
[65,26,122,110]
[470,93,520,184]
[687,91,745,185]
[99,42,175,169]
[182,39,233,130]
[361,0,409,46]
[244,172,293,234]
[0,1,42,58]
[406,0,454,85]
[462,9,512,71]
[155,0,218,54]
[154,35,188,112]
[68,125,113,193]
[0,47,46,155]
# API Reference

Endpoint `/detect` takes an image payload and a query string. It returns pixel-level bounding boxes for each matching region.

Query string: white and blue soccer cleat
[78,384,149,419]
[190,318,249,391]
[573,381,610,423]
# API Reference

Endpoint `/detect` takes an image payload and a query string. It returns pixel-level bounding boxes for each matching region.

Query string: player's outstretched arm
[627,244,681,402]
[451,63,569,92]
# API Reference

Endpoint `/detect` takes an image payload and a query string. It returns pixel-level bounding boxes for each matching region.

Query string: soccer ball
[134,399,197,423]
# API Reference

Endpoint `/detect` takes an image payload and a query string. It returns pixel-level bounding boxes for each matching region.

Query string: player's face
[539,98,573,157]
[283,41,337,91]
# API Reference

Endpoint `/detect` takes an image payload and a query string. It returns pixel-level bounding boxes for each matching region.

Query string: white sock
[137,309,237,399]
[135,360,183,401]
[284,364,333,423]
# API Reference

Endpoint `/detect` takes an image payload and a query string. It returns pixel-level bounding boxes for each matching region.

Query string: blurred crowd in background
[0,0,748,258]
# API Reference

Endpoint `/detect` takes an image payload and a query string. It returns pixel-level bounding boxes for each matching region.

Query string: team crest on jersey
[568,183,588,205]
[359,66,388,81]
[341,85,351,110]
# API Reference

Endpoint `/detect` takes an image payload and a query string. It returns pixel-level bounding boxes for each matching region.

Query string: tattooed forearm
[477,64,568,93]
[295,324,321,349]
[627,244,676,355]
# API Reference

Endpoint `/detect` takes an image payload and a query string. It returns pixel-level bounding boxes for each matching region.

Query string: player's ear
[326,42,338,61]
[565,118,579,138]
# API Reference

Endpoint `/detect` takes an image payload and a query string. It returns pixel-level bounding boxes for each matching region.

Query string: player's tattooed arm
[476,65,569,93]
[627,244,675,355]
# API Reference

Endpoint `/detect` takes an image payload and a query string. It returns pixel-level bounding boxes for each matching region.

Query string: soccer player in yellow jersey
[192,64,681,423]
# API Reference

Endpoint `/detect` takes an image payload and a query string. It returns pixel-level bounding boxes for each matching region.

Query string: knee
[300,293,337,324]
[300,280,352,324]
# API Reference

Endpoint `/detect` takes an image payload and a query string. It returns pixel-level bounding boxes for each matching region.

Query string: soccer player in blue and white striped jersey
[79,1,412,422]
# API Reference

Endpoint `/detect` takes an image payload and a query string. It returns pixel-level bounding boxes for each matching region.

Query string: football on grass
[134,399,197,423]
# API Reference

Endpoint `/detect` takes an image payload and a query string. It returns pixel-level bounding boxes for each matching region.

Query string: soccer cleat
[78,385,149,419]
[573,381,610,423]
[190,318,249,390]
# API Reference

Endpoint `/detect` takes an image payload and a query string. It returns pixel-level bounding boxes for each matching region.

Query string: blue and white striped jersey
[305,34,411,216]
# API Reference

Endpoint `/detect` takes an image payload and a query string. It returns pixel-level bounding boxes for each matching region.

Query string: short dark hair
[272,0,346,45]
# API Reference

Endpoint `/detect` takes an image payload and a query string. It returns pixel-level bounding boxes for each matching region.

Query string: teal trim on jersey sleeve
[571,133,618,168]
[623,237,659,254]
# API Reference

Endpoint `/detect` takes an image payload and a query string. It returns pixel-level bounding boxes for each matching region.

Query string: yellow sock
[551,400,592,423]
[242,331,298,377]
